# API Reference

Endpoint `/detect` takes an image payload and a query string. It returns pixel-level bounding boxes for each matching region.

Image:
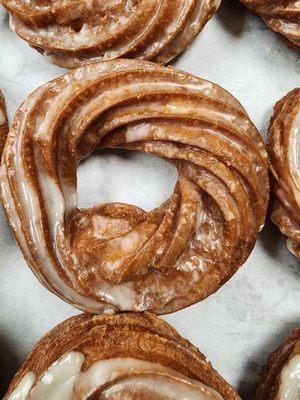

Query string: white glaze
[0,166,29,258]
[29,352,85,400]
[36,170,65,242]
[4,84,111,313]
[14,134,102,310]
[8,372,35,400]
[10,354,223,400]
[75,357,223,400]
[125,122,151,143]
[103,281,136,311]
[95,375,221,400]
[0,108,5,125]
[289,110,300,185]
[279,354,300,400]
[213,0,222,9]
[277,19,300,36]
[9,15,16,32]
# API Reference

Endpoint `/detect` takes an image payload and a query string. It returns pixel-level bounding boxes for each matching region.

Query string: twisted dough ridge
[239,0,300,50]
[0,0,221,67]
[267,88,300,260]
[0,59,269,314]
[0,90,8,159]
[254,328,300,400]
[4,313,240,400]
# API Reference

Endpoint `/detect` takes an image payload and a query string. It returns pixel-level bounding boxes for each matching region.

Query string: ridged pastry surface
[4,313,241,400]
[0,0,221,67]
[0,59,269,314]
[255,328,300,400]
[0,90,8,159]
[267,88,300,260]
[239,0,300,50]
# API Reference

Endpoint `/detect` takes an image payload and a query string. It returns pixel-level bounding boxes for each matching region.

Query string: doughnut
[267,88,300,260]
[0,59,269,314]
[4,312,240,400]
[239,0,300,50]
[255,328,300,400]
[0,0,222,67]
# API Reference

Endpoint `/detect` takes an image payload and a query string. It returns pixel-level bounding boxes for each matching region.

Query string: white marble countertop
[0,1,299,398]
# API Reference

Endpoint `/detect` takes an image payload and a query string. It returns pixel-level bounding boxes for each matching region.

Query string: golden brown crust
[267,88,300,260]
[239,0,300,51]
[0,59,269,314]
[4,312,240,400]
[254,328,300,400]
[0,0,221,67]
[0,90,8,160]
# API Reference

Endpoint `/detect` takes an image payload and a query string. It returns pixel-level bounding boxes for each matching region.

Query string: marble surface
[0,1,299,398]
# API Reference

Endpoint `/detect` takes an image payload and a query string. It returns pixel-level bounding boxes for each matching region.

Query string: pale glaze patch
[25,352,84,400]
[0,108,5,125]
[279,354,300,400]
[289,110,300,185]
[8,372,35,400]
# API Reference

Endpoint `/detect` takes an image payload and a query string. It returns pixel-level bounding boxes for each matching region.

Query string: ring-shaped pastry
[4,312,240,400]
[0,59,269,314]
[0,0,222,67]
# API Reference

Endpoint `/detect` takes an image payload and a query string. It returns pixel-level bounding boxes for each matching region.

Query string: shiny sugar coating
[4,313,240,400]
[1,0,222,67]
[0,59,269,314]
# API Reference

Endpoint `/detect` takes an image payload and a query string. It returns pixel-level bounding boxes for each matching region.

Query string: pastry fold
[267,88,300,260]
[0,90,8,159]
[0,59,269,314]
[254,328,300,400]
[239,0,300,50]
[0,0,221,67]
[4,312,240,400]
